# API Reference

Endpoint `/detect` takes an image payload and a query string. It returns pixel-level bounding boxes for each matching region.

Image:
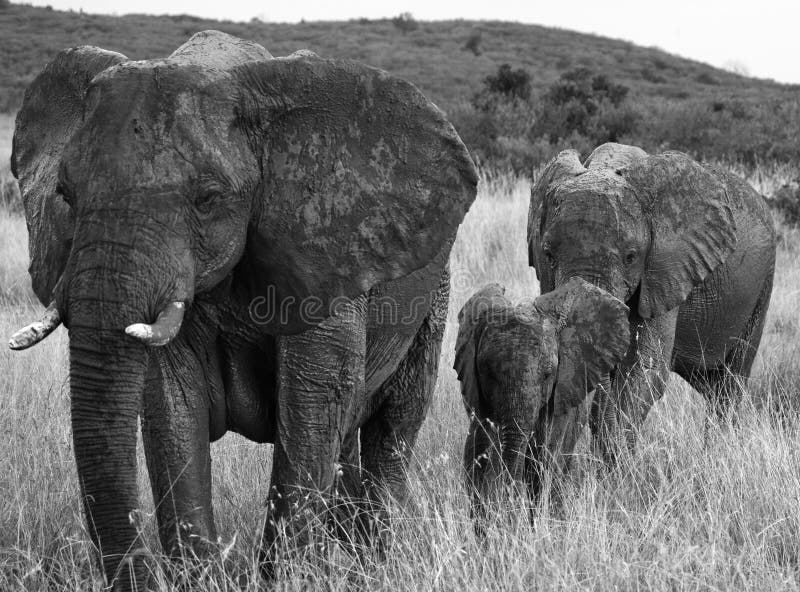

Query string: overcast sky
[27,0,800,84]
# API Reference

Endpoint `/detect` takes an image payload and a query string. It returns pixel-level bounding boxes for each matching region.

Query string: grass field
[1,143,800,589]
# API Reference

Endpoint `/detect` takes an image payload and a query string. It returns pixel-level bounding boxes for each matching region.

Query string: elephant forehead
[63,65,248,193]
[548,173,644,238]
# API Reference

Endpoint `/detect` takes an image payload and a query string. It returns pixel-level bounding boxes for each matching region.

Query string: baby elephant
[454,277,629,518]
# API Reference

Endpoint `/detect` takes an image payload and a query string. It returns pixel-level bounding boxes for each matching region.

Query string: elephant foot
[259,487,336,581]
[105,551,155,592]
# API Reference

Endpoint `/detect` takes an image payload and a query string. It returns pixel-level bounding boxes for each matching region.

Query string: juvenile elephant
[8,31,477,589]
[454,278,629,521]
[528,143,776,461]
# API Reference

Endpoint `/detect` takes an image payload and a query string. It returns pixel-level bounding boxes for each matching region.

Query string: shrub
[531,67,636,145]
[391,12,418,34]
[464,29,482,56]
[480,64,531,103]
[770,182,800,227]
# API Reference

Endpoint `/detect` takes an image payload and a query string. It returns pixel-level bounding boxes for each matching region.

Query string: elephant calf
[454,278,629,523]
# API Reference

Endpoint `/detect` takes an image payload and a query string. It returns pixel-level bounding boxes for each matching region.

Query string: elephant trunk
[593,372,622,465]
[63,230,184,590]
[500,424,531,485]
[69,324,148,590]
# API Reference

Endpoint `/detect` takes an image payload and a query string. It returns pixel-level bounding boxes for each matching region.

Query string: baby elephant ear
[454,284,507,417]
[536,277,630,414]
[12,46,127,304]
[625,152,737,318]
[528,150,585,290]
[234,54,478,331]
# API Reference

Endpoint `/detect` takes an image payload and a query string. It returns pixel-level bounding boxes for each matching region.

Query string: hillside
[1,3,799,173]
[0,4,795,113]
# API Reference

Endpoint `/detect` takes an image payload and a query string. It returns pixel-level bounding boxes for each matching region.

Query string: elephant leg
[359,277,448,534]
[591,308,677,464]
[260,295,367,578]
[141,335,220,560]
[684,267,774,422]
[463,417,501,536]
[329,430,365,550]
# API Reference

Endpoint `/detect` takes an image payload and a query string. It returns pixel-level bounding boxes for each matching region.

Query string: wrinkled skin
[454,278,629,527]
[528,143,776,462]
[10,31,477,590]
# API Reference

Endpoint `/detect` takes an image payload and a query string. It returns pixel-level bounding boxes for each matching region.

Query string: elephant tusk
[9,302,62,350]
[125,301,185,347]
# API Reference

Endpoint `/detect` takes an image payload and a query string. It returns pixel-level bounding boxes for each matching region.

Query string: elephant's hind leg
[359,271,449,524]
[680,264,774,421]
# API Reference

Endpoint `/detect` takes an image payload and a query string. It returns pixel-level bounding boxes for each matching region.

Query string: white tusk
[125,301,185,347]
[9,302,62,350]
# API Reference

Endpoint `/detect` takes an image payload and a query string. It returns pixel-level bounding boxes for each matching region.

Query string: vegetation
[3,6,800,589]
[1,4,800,171]
[2,157,800,589]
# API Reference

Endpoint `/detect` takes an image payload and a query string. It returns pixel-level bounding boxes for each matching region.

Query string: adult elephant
[9,31,477,589]
[527,143,776,462]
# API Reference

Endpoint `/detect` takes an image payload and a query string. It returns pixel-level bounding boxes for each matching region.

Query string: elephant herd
[7,31,777,590]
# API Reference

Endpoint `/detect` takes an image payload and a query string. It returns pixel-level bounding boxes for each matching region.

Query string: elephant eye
[624,249,637,266]
[194,178,225,212]
[542,243,556,268]
[55,181,73,207]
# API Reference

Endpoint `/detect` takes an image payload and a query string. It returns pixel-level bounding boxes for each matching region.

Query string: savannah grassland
[1,107,800,590]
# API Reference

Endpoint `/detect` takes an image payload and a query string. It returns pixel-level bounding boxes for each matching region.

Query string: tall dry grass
[1,156,800,589]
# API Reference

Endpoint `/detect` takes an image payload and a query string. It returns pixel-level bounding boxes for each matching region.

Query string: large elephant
[8,31,477,589]
[528,143,776,461]
[454,278,629,525]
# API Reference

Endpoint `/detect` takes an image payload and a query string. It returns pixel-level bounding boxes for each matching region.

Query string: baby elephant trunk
[500,424,531,484]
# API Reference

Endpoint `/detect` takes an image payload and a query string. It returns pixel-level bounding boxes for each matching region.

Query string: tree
[532,67,637,144]
[392,12,418,34]
[464,29,482,56]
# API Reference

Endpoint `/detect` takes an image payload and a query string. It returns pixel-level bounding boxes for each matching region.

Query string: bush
[464,29,482,56]
[391,12,418,34]
[531,67,637,145]
[770,182,800,227]
[481,64,531,103]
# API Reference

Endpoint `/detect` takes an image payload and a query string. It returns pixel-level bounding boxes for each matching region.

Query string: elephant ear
[625,152,737,318]
[12,46,127,304]
[454,284,508,417]
[535,277,630,414]
[528,150,585,291]
[584,142,647,173]
[234,54,478,332]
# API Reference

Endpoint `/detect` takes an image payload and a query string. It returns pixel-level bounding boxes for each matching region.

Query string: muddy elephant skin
[9,31,478,589]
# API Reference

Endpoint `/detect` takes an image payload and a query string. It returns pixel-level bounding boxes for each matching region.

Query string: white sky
[27,0,800,84]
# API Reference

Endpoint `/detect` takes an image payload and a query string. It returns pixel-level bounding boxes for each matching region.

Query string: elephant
[8,31,477,589]
[454,277,629,525]
[528,142,776,462]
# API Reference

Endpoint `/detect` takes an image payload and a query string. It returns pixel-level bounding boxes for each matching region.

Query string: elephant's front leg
[591,308,678,464]
[141,335,222,559]
[359,280,447,530]
[261,296,367,577]
[463,417,501,535]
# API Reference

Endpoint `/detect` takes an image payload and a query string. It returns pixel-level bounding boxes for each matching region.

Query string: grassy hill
[1,3,799,173]
[1,3,796,112]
